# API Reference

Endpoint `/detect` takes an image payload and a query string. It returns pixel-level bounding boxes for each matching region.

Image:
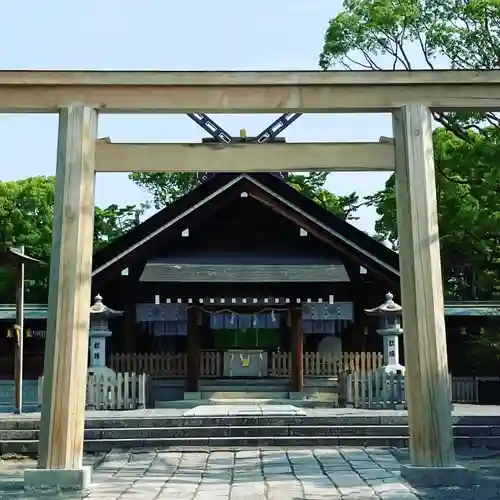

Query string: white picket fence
[346,372,406,409]
[345,373,479,409]
[38,372,148,410]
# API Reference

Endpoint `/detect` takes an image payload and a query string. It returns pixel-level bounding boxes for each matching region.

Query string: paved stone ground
[3,447,500,499]
[2,446,500,499]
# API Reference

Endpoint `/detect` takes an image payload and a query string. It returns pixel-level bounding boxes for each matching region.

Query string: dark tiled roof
[139,262,349,283]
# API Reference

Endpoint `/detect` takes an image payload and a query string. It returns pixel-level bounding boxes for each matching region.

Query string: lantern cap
[90,294,123,317]
[364,291,402,315]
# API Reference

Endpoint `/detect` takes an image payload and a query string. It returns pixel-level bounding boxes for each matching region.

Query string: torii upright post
[393,104,471,486]
[25,106,97,491]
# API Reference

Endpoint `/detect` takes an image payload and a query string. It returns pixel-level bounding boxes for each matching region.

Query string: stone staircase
[1,411,500,456]
[156,378,338,408]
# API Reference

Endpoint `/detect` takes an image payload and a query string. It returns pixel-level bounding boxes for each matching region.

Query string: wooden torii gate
[4,69,498,489]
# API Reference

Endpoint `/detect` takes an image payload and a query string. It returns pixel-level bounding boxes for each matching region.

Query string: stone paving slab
[1,446,500,498]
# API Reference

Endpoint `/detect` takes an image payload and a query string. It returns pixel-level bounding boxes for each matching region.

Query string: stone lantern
[88,294,123,376]
[364,292,405,375]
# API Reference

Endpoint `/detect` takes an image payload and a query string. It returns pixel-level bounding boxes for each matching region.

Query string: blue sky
[0,0,398,232]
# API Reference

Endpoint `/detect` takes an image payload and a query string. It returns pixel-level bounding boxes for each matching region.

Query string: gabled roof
[92,173,400,283]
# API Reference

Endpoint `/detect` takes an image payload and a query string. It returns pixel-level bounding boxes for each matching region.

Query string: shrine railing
[108,351,384,378]
[305,351,384,376]
[110,352,187,377]
[271,351,383,377]
[107,351,226,377]
[109,352,220,377]
[270,352,290,376]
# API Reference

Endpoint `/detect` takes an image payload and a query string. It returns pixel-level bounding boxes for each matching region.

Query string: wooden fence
[38,372,148,410]
[345,373,479,409]
[271,352,290,376]
[110,352,187,376]
[199,351,221,376]
[110,351,384,378]
[304,352,384,376]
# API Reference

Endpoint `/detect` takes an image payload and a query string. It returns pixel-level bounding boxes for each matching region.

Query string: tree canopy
[0,176,147,303]
[320,0,500,300]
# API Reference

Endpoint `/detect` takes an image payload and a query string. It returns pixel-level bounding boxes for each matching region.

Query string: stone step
[200,385,290,392]
[198,378,337,388]
[1,425,497,441]
[200,391,291,399]
[2,414,500,430]
[199,378,290,387]
[207,398,335,408]
[3,435,500,455]
[157,398,335,408]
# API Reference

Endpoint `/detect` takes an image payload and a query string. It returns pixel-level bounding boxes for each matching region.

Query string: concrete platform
[24,466,91,491]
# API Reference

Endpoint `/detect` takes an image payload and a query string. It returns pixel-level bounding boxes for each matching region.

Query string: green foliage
[367,128,500,299]
[129,171,361,220]
[320,0,500,369]
[0,176,147,303]
[320,0,500,300]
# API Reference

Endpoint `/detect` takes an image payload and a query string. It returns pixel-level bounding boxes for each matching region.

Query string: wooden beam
[0,70,498,112]
[95,140,396,173]
[37,107,97,473]
[393,104,455,468]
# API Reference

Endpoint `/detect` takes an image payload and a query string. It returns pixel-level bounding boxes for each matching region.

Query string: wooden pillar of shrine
[186,307,200,392]
[291,307,304,392]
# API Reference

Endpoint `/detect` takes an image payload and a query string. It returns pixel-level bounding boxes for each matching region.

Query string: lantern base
[87,366,115,377]
[378,363,405,375]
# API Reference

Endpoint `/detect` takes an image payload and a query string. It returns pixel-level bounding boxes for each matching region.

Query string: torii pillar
[393,104,474,486]
[24,106,97,491]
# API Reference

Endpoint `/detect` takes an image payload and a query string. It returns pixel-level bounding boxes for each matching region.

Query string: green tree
[0,176,147,303]
[367,127,500,299]
[320,0,500,300]
[131,172,197,209]
[130,171,361,220]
